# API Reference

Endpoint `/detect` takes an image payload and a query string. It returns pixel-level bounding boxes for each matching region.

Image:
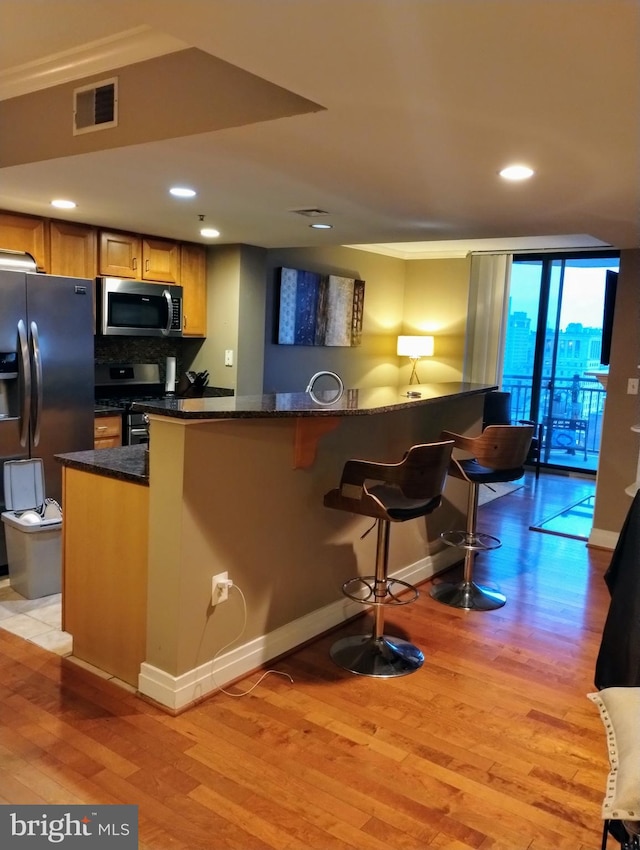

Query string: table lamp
[397,335,434,384]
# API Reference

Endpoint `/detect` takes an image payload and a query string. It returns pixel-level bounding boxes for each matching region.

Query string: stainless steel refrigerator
[0,254,94,566]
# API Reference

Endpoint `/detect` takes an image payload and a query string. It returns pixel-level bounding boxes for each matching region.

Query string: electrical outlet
[224,349,233,367]
[211,571,230,604]
[628,378,639,395]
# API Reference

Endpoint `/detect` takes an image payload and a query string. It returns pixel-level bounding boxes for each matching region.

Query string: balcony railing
[502,374,606,471]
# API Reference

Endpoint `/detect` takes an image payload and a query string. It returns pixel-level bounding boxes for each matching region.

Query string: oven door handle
[129,427,149,437]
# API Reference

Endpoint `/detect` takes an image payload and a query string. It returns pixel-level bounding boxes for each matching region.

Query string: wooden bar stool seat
[431,424,533,611]
[324,441,453,677]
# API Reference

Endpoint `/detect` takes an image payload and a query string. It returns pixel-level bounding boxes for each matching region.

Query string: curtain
[463,253,512,385]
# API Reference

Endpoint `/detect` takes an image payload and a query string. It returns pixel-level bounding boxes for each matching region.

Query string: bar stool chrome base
[440,529,501,551]
[430,579,506,611]
[330,634,424,677]
[342,575,419,606]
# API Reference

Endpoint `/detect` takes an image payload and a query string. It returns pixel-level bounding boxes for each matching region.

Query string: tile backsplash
[94,336,203,385]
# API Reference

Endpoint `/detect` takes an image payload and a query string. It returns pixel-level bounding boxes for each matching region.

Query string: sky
[510,260,619,331]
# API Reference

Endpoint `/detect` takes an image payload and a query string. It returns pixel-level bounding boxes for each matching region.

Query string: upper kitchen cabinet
[180,243,207,337]
[99,230,180,283]
[99,230,141,277]
[0,211,48,271]
[49,220,97,279]
[142,236,180,283]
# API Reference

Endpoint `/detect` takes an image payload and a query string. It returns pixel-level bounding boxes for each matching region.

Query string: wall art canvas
[277,267,365,346]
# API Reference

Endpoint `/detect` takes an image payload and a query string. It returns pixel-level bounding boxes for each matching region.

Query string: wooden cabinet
[0,211,48,271]
[99,230,180,282]
[142,236,180,283]
[94,414,122,449]
[98,230,141,277]
[1,213,207,335]
[62,466,148,687]
[49,220,97,278]
[180,242,207,336]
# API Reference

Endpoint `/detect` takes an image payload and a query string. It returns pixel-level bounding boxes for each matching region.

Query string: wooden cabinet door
[94,415,122,448]
[62,466,148,687]
[180,243,207,336]
[49,220,97,279]
[142,237,180,283]
[0,212,48,271]
[99,230,141,277]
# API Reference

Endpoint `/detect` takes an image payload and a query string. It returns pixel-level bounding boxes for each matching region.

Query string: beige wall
[403,257,471,383]
[592,248,640,540]
[193,244,471,395]
[191,245,242,390]
[262,246,406,392]
[237,245,268,395]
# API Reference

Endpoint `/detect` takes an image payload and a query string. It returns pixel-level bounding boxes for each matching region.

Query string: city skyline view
[500,254,620,472]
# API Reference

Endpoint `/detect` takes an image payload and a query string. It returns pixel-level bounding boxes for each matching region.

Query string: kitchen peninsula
[58,381,495,711]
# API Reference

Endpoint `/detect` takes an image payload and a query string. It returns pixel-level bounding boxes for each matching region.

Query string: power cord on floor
[210,583,293,697]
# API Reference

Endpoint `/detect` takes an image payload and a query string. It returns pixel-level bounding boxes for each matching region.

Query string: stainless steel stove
[95,363,167,445]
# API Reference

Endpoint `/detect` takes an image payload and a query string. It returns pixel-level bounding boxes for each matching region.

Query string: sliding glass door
[502,252,619,474]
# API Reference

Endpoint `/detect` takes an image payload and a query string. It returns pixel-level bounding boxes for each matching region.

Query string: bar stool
[430,424,533,611]
[324,440,453,677]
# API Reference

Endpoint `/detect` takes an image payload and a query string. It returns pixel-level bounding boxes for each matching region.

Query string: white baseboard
[588,527,618,550]
[138,546,460,711]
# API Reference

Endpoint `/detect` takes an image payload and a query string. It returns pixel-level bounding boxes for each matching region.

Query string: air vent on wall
[73,77,118,135]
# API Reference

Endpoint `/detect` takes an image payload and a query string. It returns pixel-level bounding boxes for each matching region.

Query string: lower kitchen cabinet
[62,467,148,687]
[94,414,122,448]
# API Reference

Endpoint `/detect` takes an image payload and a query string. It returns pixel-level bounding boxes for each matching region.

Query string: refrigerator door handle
[17,319,31,447]
[30,321,43,447]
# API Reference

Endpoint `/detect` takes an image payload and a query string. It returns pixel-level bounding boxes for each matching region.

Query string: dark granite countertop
[131,381,497,421]
[94,405,125,416]
[58,383,496,484]
[56,444,148,485]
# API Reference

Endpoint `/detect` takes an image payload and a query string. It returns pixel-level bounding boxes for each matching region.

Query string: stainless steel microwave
[96,278,183,337]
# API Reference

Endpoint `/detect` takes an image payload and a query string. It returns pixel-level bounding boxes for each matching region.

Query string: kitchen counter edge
[58,383,497,484]
[56,445,149,485]
[131,381,497,420]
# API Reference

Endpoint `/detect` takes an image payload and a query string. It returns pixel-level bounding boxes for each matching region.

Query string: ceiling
[0,0,638,257]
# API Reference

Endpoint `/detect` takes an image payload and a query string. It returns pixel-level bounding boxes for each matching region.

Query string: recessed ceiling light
[310,223,333,230]
[499,164,534,181]
[170,187,196,198]
[50,199,76,209]
[200,228,220,238]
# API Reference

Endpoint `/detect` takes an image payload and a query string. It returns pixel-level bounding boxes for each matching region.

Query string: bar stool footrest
[330,634,424,677]
[440,529,501,551]
[430,579,506,611]
[342,576,419,606]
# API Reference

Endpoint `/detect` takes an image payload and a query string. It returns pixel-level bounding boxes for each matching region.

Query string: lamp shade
[397,335,434,358]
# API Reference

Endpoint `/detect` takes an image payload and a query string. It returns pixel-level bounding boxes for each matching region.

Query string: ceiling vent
[73,77,118,135]
[291,208,330,217]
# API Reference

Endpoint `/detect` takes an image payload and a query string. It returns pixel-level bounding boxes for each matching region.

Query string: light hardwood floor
[0,472,612,849]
